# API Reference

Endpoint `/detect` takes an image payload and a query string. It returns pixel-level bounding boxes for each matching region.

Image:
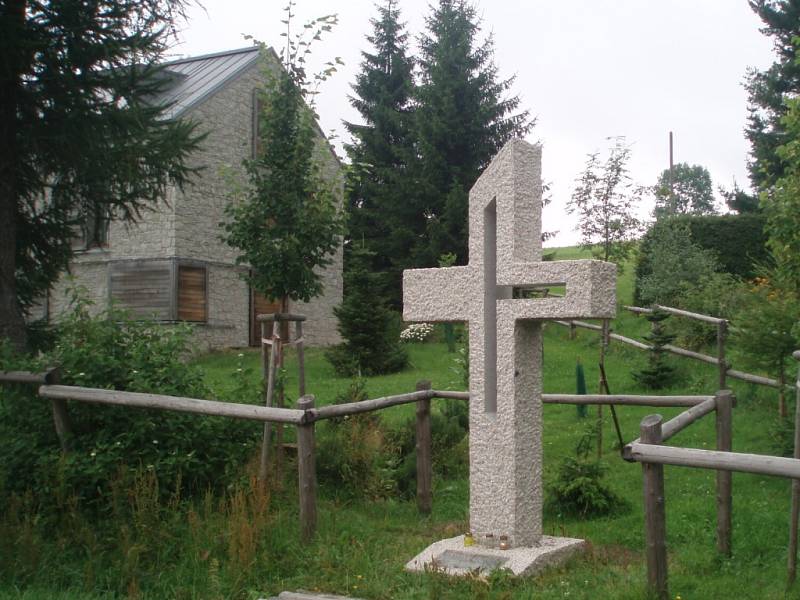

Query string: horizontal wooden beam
[653,304,727,325]
[659,397,717,442]
[543,394,713,407]
[38,385,306,424]
[432,390,469,400]
[625,442,800,479]
[0,367,60,385]
[307,390,432,422]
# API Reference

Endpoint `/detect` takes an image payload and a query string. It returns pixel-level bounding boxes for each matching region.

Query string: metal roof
[153,46,261,119]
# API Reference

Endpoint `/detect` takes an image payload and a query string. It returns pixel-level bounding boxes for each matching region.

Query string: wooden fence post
[297,395,317,543]
[416,380,432,515]
[46,368,72,452]
[788,352,800,584]
[715,389,733,557]
[717,321,728,390]
[641,414,668,600]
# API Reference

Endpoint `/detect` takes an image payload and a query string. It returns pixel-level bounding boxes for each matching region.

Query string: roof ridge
[161,45,260,67]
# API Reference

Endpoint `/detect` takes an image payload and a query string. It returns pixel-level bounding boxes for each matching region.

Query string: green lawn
[1,251,796,599]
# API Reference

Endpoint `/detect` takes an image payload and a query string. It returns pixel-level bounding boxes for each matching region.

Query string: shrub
[633,310,678,389]
[315,379,398,499]
[0,287,259,511]
[326,246,408,376]
[547,426,627,518]
[635,214,767,304]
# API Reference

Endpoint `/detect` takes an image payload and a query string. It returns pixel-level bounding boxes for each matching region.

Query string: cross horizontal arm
[403,266,476,323]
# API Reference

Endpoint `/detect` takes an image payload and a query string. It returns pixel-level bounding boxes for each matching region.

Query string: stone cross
[403,139,616,548]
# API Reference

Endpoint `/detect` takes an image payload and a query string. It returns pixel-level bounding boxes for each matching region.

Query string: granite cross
[403,139,616,548]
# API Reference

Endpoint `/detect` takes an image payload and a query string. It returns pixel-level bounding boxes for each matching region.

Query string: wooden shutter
[178,265,207,322]
[250,290,281,346]
[110,261,172,320]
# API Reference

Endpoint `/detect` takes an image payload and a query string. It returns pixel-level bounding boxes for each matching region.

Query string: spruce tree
[745,0,800,190]
[634,310,677,389]
[326,245,408,376]
[344,0,418,308]
[0,0,204,350]
[415,0,533,266]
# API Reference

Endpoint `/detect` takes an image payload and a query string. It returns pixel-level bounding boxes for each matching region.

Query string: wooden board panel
[110,261,172,320]
[178,266,207,322]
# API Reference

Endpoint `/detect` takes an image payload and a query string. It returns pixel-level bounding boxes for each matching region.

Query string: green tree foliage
[223,9,344,309]
[766,96,800,287]
[567,137,642,264]
[326,245,408,376]
[733,273,800,416]
[633,310,677,389]
[745,0,800,189]
[635,222,720,307]
[720,182,760,214]
[415,0,533,266]
[344,0,417,308]
[653,163,717,218]
[0,0,204,350]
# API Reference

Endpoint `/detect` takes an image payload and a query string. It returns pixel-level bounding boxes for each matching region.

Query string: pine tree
[0,0,204,350]
[415,0,533,266]
[634,310,677,390]
[326,245,408,376]
[344,0,418,308]
[745,0,800,190]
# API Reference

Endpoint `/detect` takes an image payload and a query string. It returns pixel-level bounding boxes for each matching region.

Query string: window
[71,206,109,251]
[109,259,207,322]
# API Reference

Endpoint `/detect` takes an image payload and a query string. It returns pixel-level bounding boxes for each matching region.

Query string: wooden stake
[788,357,800,584]
[296,395,317,543]
[717,321,728,390]
[296,320,306,398]
[258,319,281,483]
[641,414,668,600]
[416,380,433,515]
[715,390,733,557]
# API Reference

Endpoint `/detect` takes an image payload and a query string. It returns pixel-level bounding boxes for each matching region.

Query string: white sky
[173,1,776,247]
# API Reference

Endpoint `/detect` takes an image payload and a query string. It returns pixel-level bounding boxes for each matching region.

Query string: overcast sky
[174,1,776,247]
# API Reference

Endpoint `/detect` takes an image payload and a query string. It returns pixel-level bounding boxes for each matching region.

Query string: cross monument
[404,139,616,575]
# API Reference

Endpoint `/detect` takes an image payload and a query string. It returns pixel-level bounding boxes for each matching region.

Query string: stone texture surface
[46,51,343,349]
[403,139,617,552]
[405,534,586,577]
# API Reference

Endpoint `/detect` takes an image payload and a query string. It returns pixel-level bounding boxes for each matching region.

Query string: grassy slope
[2,247,795,599]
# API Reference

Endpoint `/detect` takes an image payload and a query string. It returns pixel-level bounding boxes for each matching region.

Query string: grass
[1,249,797,599]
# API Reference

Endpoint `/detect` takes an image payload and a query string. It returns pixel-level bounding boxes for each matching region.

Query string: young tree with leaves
[0,0,204,351]
[415,0,533,266]
[223,10,344,315]
[568,137,642,265]
[652,163,716,218]
[344,0,417,308]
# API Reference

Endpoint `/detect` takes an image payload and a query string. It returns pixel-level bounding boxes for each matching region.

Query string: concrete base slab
[405,535,585,577]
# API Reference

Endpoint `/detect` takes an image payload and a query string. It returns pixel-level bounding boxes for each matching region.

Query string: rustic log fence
[552,302,795,391]
[6,355,800,598]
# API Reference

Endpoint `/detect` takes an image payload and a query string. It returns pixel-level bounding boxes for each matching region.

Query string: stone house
[39,46,343,350]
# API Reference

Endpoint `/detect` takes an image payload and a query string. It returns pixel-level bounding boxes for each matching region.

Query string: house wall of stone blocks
[45,49,343,352]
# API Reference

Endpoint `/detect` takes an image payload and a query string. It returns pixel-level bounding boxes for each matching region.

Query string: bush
[0,287,259,511]
[633,310,677,389]
[326,246,408,376]
[315,379,398,499]
[635,214,767,304]
[547,426,627,518]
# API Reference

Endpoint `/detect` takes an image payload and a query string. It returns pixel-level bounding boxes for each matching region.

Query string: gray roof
[153,46,261,119]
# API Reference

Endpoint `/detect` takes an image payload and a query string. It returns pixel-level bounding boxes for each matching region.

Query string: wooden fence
[552,302,794,391]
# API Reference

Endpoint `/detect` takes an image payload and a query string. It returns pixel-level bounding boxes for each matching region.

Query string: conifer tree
[634,310,677,390]
[0,0,204,350]
[344,0,418,307]
[415,0,533,266]
[326,245,408,376]
[745,0,800,189]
